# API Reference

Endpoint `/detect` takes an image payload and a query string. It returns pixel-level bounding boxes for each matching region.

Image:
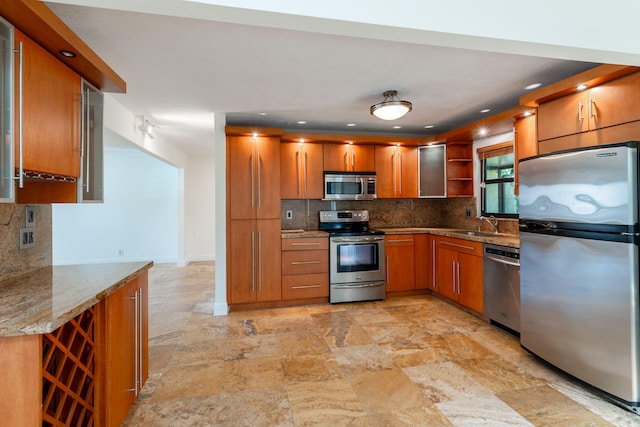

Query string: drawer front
[282,250,328,275]
[282,273,329,300]
[385,235,415,246]
[437,236,482,256]
[282,237,328,251]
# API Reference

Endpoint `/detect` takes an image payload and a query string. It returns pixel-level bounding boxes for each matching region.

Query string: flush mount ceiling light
[370,90,412,120]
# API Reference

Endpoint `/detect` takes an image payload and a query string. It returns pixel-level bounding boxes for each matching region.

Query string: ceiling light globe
[370,90,412,120]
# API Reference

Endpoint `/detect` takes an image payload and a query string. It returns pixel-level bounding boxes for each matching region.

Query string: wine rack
[42,307,95,426]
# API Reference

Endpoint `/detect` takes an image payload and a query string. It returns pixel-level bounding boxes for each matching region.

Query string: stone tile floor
[124,262,639,426]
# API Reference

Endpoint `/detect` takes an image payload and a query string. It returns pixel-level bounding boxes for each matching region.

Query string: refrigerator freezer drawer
[520,232,640,403]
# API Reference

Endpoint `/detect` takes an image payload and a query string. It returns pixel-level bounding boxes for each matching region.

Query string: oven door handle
[332,282,384,289]
[331,237,384,243]
[485,255,520,267]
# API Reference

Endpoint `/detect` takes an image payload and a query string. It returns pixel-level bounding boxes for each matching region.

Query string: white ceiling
[44,1,604,157]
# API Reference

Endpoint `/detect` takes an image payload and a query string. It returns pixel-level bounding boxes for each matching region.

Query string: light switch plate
[19,227,35,250]
[25,206,35,227]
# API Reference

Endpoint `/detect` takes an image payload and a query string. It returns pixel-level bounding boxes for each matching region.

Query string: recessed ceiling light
[478,128,488,136]
[480,109,491,114]
[525,83,541,90]
[297,121,307,124]
[257,112,267,116]
[523,111,532,117]
[59,50,76,58]
[576,84,587,91]
[346,123,356,127]
[393,125,402,129]
[424,125,435,129]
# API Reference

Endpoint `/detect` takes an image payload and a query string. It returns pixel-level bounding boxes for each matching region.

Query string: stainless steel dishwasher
[483,244,520,334]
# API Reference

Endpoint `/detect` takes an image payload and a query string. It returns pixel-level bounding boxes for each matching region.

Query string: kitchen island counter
[0,261,153,337]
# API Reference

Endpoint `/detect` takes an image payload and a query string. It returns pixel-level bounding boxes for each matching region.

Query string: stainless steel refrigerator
[519,141,640,413]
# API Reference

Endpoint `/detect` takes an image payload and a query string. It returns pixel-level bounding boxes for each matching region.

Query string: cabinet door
[414,234,430,289]
[255,219,282,302]
[397,146,418,198]
[514,115,537,194]
[105,280,136,426]
[15,29,81,177]
[589,72,640,131]
[323,143,351,171]
[457,252,483,313]
[229,219,258,303]
[281,142,323,199]
[537,91,589,141]
[418,145,446,198]
[436,246,458,301]
[351,144,375,172]
[385,235,415,291]
[374,146,396,198]
[228,136,280,219]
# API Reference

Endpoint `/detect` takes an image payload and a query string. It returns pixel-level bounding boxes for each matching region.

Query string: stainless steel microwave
[324,172,376,200]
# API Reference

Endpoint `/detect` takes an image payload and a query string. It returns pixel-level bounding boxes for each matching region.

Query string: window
[478,142,518,218]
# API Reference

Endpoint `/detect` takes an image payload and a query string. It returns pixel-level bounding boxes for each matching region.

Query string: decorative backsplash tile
[281,197,519,236]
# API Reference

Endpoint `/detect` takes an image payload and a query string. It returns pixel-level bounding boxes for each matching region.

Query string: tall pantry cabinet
[227,133,282,305]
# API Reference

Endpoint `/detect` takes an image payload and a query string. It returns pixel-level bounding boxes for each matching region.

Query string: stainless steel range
[319,210,386,303]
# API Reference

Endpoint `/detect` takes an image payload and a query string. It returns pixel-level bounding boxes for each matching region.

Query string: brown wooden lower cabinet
[414,234,430,290]
[435,236,483,313]
[0,272,148,426]
[281,237,329,300]
[385,234,415,292]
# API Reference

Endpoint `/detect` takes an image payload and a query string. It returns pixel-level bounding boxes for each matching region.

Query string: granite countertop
[281,230,329,239]
[378,227,520,248]
[0,261,153,337]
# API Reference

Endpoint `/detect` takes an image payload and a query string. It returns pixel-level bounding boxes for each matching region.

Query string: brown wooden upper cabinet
[374,145,418,198]
[514,114,537,194]
[323,143,375,172]
[14,29,81,178]
[446,142,474,198]
[228,135,281,220]
[538,72,640,141]
[280,142,323,199]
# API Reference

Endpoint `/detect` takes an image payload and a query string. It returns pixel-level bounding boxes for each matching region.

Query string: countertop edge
[1,261,153,337]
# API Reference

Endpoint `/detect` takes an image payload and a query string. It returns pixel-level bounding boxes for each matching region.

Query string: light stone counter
[0,261,153,337]
[281,230,329,239]
[377,227,520,248]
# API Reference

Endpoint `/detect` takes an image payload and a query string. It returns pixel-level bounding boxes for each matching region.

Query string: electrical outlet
[19,227,35,250]
[465,209,472,218]
[286,210,293,220]
[118,249,124,256]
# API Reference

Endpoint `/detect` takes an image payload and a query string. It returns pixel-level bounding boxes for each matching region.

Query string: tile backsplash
[281,197,519,235]
[0,204,52,282]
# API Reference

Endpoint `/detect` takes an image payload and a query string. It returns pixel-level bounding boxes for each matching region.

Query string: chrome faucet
[479,215,499,234]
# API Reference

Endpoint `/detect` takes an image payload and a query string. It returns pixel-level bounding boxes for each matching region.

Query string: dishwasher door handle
[485,255,520,267]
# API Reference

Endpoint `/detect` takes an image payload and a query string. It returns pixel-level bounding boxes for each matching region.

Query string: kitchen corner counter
[0,261,153,337]
[378,227,520,248]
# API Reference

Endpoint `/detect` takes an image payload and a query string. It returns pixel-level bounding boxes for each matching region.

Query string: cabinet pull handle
[257,143,261,209]
[386,256,390,284]
[441,241,475,251]
[392,151,397,195]
[251,231,255,291]
[343,150,348,170]
[388,238,413,243]
[578,101,584,121]
[291,260,320,265]
[13,42,24,188]
[398,151,403,195]
[291,284,321,289]
[431,239,436,288]
[258,230,262,291]
[351,150,355,168]
[590,99,596,118]
[295,148,301,196]
[84,87,91,193]
[456,262,461,294]
[451,261,456,293]
[130,290,139,396]
[290,242,320,246]
[304,150,308,197]
[250,152,255,208]
[138,287,143,391]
